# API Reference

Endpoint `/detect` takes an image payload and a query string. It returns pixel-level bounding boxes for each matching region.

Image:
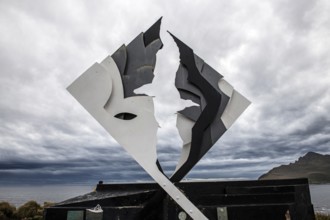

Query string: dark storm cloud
[0,150,150,185]
[0,0,330,185]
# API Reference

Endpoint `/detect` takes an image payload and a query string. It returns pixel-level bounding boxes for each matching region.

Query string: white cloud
[0,0,329,184]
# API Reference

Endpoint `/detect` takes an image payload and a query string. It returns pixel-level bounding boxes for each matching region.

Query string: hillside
[259,152,330,184]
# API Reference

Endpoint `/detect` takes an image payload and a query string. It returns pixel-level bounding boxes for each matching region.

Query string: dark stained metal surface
[111,18,163,98]
[170,33,229,182]
[45,179,315,220]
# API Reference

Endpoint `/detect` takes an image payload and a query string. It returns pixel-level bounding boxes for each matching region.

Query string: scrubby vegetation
[0,202,16,220]
[0,201,54,220]
[316,213,330,220]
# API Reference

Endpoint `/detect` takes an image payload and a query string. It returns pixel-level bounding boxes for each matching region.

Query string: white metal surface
[175,113,194,173]
[67,56,207,220]
[219,79,251,129]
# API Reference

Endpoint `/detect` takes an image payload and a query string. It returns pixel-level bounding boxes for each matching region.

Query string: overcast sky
[0,0,329,185]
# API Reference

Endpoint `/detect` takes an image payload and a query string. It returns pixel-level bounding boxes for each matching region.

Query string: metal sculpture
[67,18,207,220]
[67,18,250,219]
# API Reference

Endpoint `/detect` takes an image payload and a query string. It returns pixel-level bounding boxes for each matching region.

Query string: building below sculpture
[44,178,315,220]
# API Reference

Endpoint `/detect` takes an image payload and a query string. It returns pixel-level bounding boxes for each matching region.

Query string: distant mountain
[259,152,330,184]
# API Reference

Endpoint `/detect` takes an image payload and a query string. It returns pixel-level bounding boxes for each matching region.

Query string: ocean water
[0,184,329,214]
[310,184,330,214]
